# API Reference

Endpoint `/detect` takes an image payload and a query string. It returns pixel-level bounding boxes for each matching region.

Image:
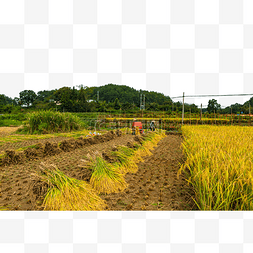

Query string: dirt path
[101,135,196,211]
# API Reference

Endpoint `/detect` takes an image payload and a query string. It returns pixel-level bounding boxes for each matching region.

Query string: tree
[77,86,89,112]
[160,100,173,111]
[121,102,134,111]
[13,97,20,106]
[90,84,173,106]
[19,90,37,107]
[54,87,73,111]
[241,97,253,114]
[97,101,107,112]
[207,99,221,114]
[147,102,159,111]
[231,103,242,114]
[114,98,121,110]
[0,95,6,107]
[174,101,182,112]
[190,104,199,113]
[36,90,55,103]
[0,94,15,106]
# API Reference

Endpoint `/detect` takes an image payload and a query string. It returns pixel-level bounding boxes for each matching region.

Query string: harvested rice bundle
[134,132,166,158]
[137,141,153,157]
[79,153,95,169]
[35,163,106,211]
[111,146,141,173]
[84,152,128,194]
[143,131,166,148]
[134,146,151,159]
[120,128,128,135]
[142,133,157,147]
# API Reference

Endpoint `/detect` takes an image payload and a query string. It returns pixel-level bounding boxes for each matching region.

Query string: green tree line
[0,84,252,115]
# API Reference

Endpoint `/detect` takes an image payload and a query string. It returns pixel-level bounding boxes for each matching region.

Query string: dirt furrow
[101,135,196,211]
[0,134,196,211]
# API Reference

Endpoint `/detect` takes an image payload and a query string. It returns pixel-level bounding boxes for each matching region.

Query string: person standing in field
[150,120,156,131]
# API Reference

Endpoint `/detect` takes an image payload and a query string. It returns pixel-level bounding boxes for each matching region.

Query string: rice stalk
[85,153,128,194]
[180,125,253,210]
[111,146,139,174]
[36,163,106,211]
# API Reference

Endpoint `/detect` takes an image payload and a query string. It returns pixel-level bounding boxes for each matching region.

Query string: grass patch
[0,114,26,127]
[0,119,23,127]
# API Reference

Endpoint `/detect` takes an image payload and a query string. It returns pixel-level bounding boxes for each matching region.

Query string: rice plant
[136,138,154,157]
[36,163,106,211]
[82,152,128,194]
[111,146,140,174]
[78,131,167,194]
[139,131,166,154]
[180,125,253,210]
[111,132,166,171]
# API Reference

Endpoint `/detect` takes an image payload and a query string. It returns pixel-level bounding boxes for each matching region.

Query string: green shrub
[0,114,25,126]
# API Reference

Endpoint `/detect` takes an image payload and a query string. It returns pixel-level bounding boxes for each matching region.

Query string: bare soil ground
[101,135,196,211]
[0,136,76,155]
[0,133,196,211]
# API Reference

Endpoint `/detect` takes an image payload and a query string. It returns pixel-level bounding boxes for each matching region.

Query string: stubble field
[0,127,194,211]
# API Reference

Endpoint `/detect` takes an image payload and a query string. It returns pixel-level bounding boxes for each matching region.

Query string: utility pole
[140,93,142,111]
[190,108,191,125]
[231,105,232,125]
[200,103,202,122]
[143,94,145,110]
[182,92,185,125]
[250,102,251,126]
[97,91,99,102]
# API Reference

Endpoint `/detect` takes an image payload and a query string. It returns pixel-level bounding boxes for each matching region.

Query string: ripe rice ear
[89,156,128,194]
[111,146,139,174]
[138,142,153,156]
[180,125,253,210]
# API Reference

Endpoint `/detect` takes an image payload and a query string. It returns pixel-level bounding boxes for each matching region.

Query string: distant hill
[89,84,172,105]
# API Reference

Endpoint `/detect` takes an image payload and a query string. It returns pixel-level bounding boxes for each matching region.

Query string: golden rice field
[180,125,253,210]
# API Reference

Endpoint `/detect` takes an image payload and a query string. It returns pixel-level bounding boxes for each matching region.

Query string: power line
[171,93,253,99]
[201,105,227,108]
